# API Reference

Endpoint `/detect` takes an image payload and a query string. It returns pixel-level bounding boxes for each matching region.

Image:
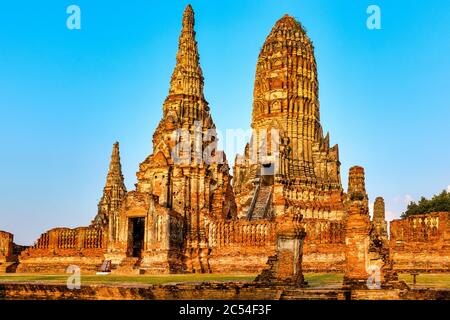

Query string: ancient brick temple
[103,4,239,273]
[8,5,449,280]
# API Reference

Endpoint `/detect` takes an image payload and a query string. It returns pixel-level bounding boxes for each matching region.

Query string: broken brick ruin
[390,212,450,272]
[5,5,449,287]
[0,231,26,273]
[0,231,14,268]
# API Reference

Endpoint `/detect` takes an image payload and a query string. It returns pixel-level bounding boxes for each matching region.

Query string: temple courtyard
[1,273,449,289]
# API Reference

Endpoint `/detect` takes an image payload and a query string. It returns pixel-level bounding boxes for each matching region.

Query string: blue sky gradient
[1,0,449,244]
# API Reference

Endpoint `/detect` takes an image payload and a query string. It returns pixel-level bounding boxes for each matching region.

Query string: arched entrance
[127,217,145,258]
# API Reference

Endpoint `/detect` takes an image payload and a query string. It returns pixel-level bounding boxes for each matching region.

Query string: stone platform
[1,282,449,300]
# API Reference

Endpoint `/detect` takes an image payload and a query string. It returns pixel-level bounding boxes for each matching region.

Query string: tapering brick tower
[346,166,369,210]
[344,166,371,288]
[106,5,236,273]
[92,142,127,233]
[372,197,388,241]
[368,196,402,288]
[233,14,346,271]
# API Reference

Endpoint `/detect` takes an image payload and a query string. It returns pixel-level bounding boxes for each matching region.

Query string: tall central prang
[233,14,347,271]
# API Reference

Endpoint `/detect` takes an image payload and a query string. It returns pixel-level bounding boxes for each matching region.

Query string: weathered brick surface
[0,231,14,263]
[1,282,449,300]
[390,212,450,272]
[16,227,106,273]
[256,210,306,286]
[1,231,28,273]
[342,168,371,287]
[343,204,371,287]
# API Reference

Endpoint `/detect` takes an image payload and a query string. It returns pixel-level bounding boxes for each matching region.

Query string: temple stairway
[248,184,273,220]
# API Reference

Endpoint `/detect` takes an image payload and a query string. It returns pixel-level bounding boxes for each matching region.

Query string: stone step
[250,185,272,219]
[280,289,344,300]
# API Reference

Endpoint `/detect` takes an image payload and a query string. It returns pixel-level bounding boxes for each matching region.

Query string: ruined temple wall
[209,245,276,273]
[140,206,186,273]
[0,231,14,262]
[206,218,346,273]
[205,220,276,273]
[15,256,106,274]
[16,227,106,273]
[303,243,346,272]
[390,212,450,272]
[298,215,347,272]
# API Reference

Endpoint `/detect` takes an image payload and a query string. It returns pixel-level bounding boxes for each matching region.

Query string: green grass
[304,273,344,288]
[399,273,450,289]
[1,273,449,289]
[0,273,344,287]
[0,273,257,286]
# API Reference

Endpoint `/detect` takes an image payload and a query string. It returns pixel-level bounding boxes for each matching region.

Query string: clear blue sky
[1,1,449,245]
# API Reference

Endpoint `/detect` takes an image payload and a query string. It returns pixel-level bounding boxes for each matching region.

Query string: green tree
[401,190,450,218]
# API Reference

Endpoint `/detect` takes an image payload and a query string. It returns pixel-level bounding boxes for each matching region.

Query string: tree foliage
[401,190,450,219]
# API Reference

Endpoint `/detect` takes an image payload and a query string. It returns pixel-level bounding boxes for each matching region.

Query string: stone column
[343,203,371,288]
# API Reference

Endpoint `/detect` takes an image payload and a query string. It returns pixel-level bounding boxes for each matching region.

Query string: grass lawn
[0,273,258,286]
[0,272,344,288]
[1,273,448,289]
[304,273,344,288]
[399,273,450,289]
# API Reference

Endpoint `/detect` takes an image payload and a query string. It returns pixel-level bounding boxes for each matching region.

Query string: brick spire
[92,142,127,228]
[158,4,212,135]
[372,196,388,239]
[347,166,369,211]
[373,197,385,220]
[167,4,205,100]
[105,141,126,190]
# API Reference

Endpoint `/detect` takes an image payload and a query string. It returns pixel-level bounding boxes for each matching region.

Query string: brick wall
[16,227,106,273]
[390,212,450,272]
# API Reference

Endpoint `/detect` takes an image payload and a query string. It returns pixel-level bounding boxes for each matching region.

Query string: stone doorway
[261,163,274,186]
[128,217,145,258]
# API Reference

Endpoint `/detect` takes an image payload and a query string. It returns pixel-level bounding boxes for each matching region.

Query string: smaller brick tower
[343,166,371,288]
[372,197,388,241]
[92,141,127,234]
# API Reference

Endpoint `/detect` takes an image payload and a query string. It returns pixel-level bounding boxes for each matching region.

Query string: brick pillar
[343,203,371,288]
[255,206,307,286]
[0,232,14,262]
